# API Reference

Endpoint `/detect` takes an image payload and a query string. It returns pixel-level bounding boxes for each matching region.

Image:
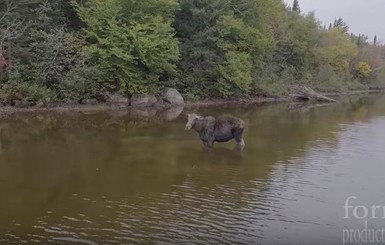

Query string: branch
[0,0,26,46]
[290,86,337,103]
[42,25,66,81]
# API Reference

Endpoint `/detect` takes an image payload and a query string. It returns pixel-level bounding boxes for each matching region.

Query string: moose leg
[234,128,245,147]
[200,120,215,148]
[201,140,214,149]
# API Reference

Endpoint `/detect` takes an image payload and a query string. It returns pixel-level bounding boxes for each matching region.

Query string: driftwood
[290,86,336,103]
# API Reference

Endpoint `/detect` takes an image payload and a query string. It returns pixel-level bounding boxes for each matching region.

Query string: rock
[154,98,164,108]
[106,94,128,106]
[162,88,184,105]
[130,94,157,107]
[83,98,98,105]
[14,100,35,108]
[35,101,46,108]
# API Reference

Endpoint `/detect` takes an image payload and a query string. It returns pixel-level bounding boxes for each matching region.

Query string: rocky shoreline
[0,89,383,116]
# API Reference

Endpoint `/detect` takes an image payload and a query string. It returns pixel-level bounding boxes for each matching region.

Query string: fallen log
[290,86,336,103]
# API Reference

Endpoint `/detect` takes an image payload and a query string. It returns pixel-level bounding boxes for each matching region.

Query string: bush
[369,68,385,89]
[311,65,346,92]
[0,62,56,104]
[0,80,55,105]
[217,51,253,97]
[59,57,109,102]
[253,73,289,97]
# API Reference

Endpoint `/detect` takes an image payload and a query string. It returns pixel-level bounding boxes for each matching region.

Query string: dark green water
[1,95,385,244]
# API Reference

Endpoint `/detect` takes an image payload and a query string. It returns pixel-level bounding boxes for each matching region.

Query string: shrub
[0,62,56,104]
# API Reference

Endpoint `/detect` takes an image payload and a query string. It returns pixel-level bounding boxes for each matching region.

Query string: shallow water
[1,95,385,244]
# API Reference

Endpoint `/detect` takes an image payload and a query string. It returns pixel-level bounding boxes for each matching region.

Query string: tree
[0,0,381,103]
[74,0,180,96]
[0,0,27,71]
[271,10,320,78]
[173,0,231,96]
[333,17,349,34]
[314,28,358,75]
[0,0,106,104]
[174,0,279,97]
[358,34,368,46]
[217,13,272,64]
[217,51,252,97]
[355,61,372,79]
[292,0,300,12]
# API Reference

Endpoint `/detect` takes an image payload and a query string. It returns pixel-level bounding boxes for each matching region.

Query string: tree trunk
[290,86,336,103]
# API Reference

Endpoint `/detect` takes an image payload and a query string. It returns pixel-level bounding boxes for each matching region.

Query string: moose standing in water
[185,113,245,148]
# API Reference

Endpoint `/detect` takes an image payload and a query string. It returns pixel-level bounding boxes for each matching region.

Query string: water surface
[1,95,385,244]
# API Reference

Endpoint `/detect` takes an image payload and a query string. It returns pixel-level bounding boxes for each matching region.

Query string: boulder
[14,100,35,108]
[106,94,128,106]
[162,88,184,105]
[154,98,164,108]
[82,98,99,105]
[130,94,157,107]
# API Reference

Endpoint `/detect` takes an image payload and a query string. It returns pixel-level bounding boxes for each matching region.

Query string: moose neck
[192,119,205,134]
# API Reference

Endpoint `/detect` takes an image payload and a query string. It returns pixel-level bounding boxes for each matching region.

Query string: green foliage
[292,0,300,12]
[218,14,272,57]
[351,33,369,47]
[0,0,384,105]
[369,68,385,89]
[0,62,56,104]
[314,28,358,75]
[355,62,372,79]
[60,55,107,102]
[253,72,289,97]
[174,0,276,98]
[217,51,252,97]
[333,17,349,34]
[312,64,346,92]
[273,11,319,77]
[173,0,230,97]
[0,0,108,104]
[73,0,180,96]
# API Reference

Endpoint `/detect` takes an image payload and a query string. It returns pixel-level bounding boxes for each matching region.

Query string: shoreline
[0,89,383,114]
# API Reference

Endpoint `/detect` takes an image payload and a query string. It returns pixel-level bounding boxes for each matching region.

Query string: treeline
[0,0,385,105]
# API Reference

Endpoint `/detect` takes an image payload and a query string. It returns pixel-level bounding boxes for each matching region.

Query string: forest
[0,0,384,105]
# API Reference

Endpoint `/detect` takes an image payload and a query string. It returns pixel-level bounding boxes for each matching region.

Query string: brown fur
[185,114,245,148]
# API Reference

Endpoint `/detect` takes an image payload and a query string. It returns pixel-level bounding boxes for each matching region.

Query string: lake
[1,94,385,244]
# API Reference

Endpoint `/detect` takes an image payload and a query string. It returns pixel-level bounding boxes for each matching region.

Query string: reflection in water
[0,95,385,244]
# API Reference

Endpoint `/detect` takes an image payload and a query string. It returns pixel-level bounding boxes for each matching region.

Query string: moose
[185,113,245,148]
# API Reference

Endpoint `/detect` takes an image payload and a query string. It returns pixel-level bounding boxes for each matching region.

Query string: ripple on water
[2,98,385,244]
